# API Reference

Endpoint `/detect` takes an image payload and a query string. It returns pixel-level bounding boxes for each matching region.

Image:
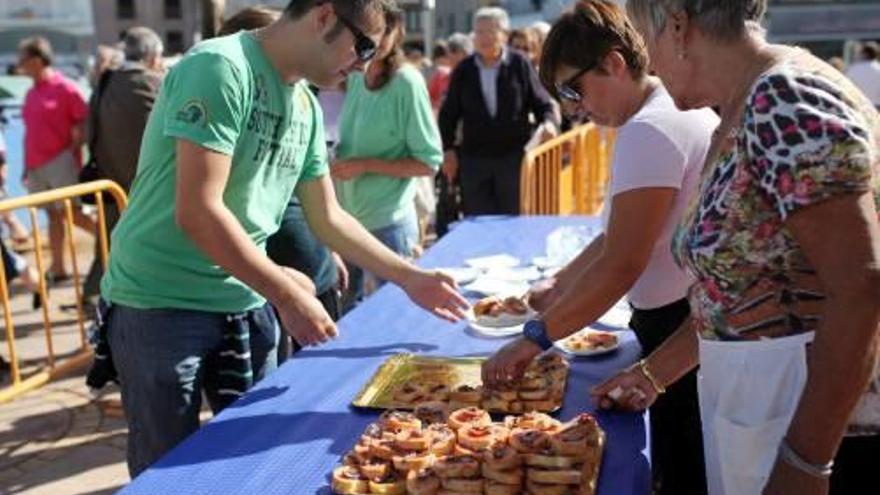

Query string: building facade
[0,0,95,77]
[767,0,880,59]
[92,0,202,55]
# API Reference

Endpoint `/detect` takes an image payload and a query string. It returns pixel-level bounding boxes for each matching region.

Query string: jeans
[342,212,418,313]
[107,302,279,477]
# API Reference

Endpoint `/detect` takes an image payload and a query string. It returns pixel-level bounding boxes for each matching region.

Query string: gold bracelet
[637,359,666,395]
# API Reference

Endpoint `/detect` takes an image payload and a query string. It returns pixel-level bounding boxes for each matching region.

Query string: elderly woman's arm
[765,191,880,493]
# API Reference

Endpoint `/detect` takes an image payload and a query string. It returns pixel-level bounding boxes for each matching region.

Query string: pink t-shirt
[22,70,87,170]
[602,85,719,309]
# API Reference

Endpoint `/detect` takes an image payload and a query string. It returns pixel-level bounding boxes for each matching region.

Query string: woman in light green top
[332,7,443,309]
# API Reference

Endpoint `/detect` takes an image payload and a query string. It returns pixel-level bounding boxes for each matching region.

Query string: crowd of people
[0,1,879,494]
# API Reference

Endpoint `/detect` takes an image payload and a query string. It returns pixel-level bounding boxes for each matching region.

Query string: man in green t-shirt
[100,0,469,477]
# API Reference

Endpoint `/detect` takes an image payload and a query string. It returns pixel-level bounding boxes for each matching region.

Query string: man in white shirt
[847,42,880,108]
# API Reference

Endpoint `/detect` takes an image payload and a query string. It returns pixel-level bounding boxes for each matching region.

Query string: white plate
[555,329,621,357]
[465,307,534,339]
[467,320,524,339]
[462,278,530,297]
[436,267,482,285]
[464,254,521,270]
[467,307,535,328]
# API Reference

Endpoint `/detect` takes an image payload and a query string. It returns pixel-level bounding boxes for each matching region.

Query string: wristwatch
[523,319,554,351]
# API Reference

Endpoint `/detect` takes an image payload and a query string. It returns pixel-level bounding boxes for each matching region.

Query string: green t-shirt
[101,32,327,312]
[335,65,442,231]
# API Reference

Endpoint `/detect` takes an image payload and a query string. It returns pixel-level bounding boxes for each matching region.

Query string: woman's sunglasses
[555,61,598,103]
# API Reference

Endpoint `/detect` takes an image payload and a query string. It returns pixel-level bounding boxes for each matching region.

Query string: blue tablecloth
[120,216,651,495]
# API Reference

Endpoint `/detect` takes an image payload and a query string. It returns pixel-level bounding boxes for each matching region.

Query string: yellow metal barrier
[520,123,615,215]
[0,180,127,404]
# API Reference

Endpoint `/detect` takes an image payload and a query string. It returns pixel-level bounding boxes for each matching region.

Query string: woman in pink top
[483,3,717,493]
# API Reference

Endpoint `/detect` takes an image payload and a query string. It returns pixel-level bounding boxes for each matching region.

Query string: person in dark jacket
[82,26,164,307]
[83,27,163,390]
[438,7,558,216]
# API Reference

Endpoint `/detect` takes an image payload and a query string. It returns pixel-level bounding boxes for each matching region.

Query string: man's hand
[273,281,338,347]
[400,269,469,322]
[538,122,559,144]
[526,277,560,312]
[332,252,349,292]
[331,159,367,181]
[281,267,316,296]
[441,151,458,183]
[482,337,542,388]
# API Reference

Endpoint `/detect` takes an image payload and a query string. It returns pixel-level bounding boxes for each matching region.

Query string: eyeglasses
[336,12,377,62]
[555,62,597,103]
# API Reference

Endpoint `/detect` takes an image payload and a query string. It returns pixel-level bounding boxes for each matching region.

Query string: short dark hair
[862,42,879,61]
[284,0,387,23]
[432,40,449,60]
[19,36,53,66]
[540,0,648,97]
[219,6,281,36]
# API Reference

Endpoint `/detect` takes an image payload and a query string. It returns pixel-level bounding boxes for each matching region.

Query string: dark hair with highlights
[540,0,648,98]
[367,6,405,91]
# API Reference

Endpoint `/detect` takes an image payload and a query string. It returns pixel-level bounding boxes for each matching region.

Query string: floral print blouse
[673,54,880,342]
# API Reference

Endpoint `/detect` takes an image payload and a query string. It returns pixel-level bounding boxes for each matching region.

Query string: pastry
[457,424,508,451]
[394,382,426,404]
[473,296,503,317]
[368,472,407,494]
[550,413,598,456]
[394,427,433,451]
[510,428,552,453]
[502,295,529,315]
[483,443,522,471]
[450,384,483,404]
[407,466,441,495]
[415,401,450,425]
[481,462,524,484]
[484,480,522,495]
[433,454,480,478]
[527,467,582,485]
[379,410,422,432]
[504,412,560,432]
[525,478,578,495]
[522,452,582,469]
[447,407,491,431]
[392,451,435,472]
[358,457,391,481]
[332,465,369,494]
[426,423,456,456]
[425,383,451,402]
[440,477,484,493]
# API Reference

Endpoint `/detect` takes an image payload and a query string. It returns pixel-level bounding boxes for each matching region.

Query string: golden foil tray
[351,353,567,413]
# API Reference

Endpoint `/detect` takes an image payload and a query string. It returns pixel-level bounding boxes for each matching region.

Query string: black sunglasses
[555,62,598,103]
[336,13,377,62]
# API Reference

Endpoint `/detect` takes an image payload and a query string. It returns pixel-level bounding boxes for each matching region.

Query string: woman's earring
[677,52,687,60]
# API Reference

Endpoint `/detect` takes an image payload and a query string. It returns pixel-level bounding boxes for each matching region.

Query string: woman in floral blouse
[594,1,880,494]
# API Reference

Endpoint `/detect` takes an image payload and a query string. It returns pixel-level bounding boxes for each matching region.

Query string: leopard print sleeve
[743,68,875,221]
